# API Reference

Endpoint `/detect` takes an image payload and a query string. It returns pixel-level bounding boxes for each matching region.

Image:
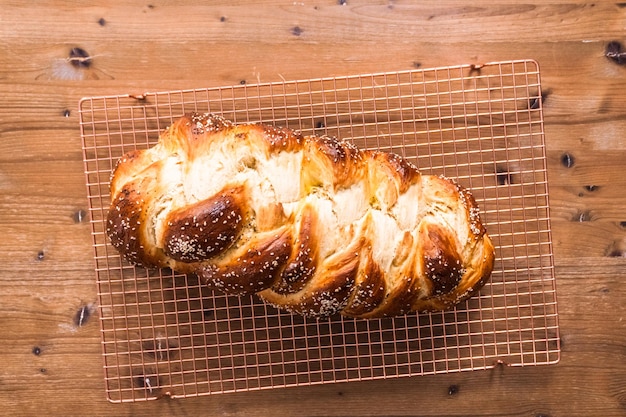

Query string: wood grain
[1,1,626,416]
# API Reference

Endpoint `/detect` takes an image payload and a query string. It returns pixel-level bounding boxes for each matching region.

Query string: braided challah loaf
[107,113,495,318]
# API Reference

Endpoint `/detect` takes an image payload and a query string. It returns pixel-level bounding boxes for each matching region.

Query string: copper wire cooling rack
[79,60,560,403]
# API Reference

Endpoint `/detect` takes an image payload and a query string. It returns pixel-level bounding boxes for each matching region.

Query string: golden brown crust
[106,113,495,318]
[199,228,293,294]
[163,185,247,262]
[271,203,319,294]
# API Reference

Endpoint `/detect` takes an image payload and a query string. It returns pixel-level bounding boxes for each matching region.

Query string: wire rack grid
[79,59,560,403]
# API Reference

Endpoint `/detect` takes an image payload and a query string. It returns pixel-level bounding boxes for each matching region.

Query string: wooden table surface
[2,1,625,416]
